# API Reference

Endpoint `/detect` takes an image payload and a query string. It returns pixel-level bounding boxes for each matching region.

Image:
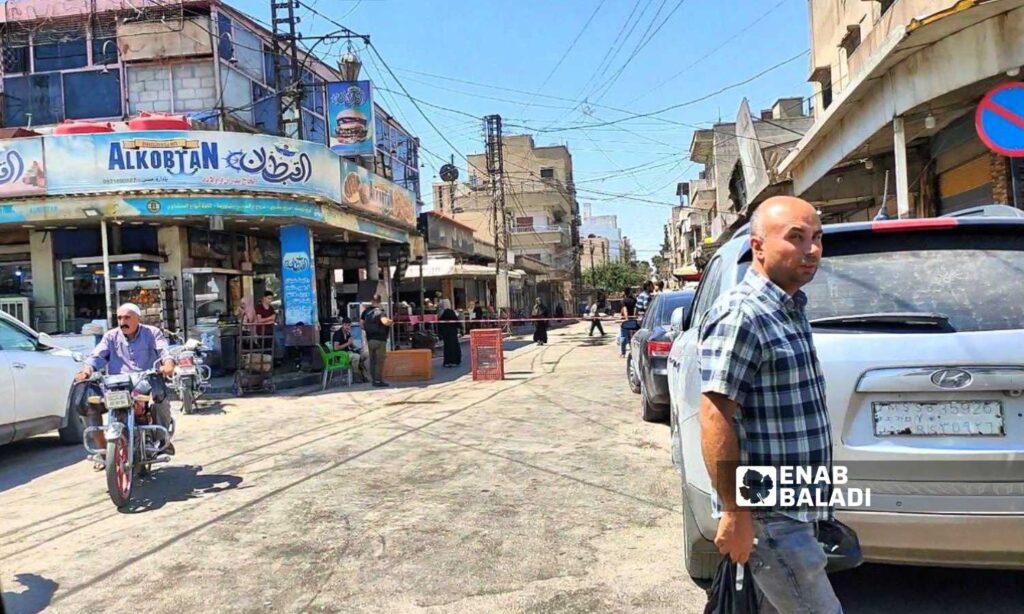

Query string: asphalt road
[0,324,1021,613]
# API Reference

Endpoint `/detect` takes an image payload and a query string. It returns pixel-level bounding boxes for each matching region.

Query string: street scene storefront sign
[280,224,317,326]
[327,80,376,157]
[44,131,343,202]
[0,137,46,198]
[340,158,417,226]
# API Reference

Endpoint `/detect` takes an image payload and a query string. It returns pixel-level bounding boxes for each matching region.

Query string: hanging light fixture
[924,113,937,130]
[338,42,362,81]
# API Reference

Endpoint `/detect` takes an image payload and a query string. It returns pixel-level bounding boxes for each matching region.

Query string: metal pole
[101,220,114,328]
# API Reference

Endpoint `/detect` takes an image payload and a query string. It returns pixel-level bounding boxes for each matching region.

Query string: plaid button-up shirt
[699,269,833,522]
[635,291,651,317]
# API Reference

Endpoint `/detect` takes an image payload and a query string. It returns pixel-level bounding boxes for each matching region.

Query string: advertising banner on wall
[44,131,342,202]
[0,137,46,198]
[327,81,375,157]
[280,224,317,326]
[340,159,417,226]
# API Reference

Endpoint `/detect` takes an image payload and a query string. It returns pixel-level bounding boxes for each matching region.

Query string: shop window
[33,36,87,72]
[64,70,121,119]
[302,111,326,146]
[92,36,119,66]
[3,74,63,126]
[252,82,279,135]
[217,13,234,61]
[0,262,31,296]
[2,46,29,74]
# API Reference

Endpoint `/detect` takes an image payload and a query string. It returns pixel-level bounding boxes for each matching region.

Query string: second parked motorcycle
[171,338,211,414]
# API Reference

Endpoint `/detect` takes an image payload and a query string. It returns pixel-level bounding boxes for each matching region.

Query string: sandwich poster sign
[327,81,375,157]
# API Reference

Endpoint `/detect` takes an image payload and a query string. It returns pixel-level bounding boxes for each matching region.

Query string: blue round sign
[976,82,1024,157]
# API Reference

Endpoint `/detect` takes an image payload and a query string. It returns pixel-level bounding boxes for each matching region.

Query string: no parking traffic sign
[976,82,1024,157]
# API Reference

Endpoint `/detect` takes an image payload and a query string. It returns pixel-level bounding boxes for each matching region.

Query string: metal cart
[234,324,276,396]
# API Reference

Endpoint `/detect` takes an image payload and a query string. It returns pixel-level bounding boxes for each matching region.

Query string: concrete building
[581,235,610,271]
[579,204,622,262]
[673,97,812,270]
[435,134,580,309]
[0,0,423,370]
[782,0,1024,219]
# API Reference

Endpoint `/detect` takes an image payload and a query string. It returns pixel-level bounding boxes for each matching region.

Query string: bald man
[697,197,840,613]
[77,303,177,465]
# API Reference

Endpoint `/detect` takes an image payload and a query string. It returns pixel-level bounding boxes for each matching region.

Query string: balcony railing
[511,223,568,234]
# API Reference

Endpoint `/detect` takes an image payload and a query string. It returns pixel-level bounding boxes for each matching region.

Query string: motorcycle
[82,365,172,509]
[171,338,211,414]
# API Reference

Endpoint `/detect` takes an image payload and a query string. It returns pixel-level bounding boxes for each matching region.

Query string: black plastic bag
[704,557,759,614]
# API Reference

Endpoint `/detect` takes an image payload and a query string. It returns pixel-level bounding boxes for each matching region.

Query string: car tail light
[178,357,193,367]
[871,218,958,233]
[648,340,672,358]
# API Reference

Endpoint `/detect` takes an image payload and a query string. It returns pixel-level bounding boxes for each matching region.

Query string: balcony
[510,223,570,247]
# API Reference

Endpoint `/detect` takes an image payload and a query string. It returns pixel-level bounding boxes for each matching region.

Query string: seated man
[332,317,367,382]
[75,303,176,468]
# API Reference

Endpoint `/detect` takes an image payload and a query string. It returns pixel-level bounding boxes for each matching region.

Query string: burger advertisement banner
[340,159,417,227]
[327,81,375,157]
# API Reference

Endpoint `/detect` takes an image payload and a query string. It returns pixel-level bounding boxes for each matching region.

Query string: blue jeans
[749,513,842,614]
[619,325,637,356]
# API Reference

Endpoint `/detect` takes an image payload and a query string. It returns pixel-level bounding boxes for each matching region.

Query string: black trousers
[589,319,605,335]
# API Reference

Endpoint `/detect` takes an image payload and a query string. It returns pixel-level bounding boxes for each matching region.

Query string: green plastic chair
[317,344,353,390]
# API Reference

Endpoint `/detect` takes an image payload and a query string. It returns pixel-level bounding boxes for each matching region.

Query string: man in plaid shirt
[636,281,653,317]
[698,196,840,613]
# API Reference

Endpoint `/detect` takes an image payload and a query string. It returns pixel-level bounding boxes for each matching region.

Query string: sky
[234,0,812,261]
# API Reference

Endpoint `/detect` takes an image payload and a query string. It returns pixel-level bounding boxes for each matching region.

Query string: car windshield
[658,293,694,326]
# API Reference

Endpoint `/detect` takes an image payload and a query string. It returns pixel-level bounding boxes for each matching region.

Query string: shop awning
[394,257,524,280]
[780,0,1024,195]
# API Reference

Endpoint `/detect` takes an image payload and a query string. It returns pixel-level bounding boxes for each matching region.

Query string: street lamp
[338,42,362,81]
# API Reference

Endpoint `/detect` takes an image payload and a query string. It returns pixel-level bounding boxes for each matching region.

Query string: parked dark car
[626,289,695,422]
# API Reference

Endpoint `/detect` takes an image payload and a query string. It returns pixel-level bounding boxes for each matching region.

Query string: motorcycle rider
[74,303,176,467]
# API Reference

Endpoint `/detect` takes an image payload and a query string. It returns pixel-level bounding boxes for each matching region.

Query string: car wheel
[58,403,86,446]
[626,356,641,394]
[682,482,719,580]
[640,378,668,423]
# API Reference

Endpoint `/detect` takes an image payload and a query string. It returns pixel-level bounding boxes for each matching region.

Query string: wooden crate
[382,349,433,381]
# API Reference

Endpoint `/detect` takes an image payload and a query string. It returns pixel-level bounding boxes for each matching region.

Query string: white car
[668,214,1024,579]
[0,312,86,446]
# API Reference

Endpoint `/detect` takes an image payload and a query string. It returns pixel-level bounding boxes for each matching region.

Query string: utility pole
[484,115,510,321]
[271,0,304,140]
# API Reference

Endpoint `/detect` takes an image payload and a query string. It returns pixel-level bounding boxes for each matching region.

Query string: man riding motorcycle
[75,303,176,467]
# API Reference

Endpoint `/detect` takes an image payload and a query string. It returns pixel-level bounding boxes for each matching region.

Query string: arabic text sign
[0,137,46,198]
[340,159,417,226]
[280,224,317,326]
[327,81,375,157]
[129,196,325,222]
[44,131,342,202]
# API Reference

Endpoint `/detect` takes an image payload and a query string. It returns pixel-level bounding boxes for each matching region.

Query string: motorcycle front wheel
[180,379,195,414]
[105,436,132,509]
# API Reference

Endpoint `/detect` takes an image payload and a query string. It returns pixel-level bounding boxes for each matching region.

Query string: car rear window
[800,229,1024,333]
[658,292,695,326]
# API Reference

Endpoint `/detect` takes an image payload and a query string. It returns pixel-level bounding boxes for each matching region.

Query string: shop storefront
[0,129,419,368]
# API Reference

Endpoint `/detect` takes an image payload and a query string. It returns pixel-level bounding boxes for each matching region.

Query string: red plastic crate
[470,328,504,381]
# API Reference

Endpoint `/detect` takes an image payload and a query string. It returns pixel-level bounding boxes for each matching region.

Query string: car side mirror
[669,306,687,337]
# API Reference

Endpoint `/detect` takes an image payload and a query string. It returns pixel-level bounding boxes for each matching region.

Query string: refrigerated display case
[115,279,163,327]
[183,268,246,375]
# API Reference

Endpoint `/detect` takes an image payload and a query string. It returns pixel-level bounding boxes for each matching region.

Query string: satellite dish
[439,164,459,183]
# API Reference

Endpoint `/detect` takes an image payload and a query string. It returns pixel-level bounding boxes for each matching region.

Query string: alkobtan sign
[45,131,340,202]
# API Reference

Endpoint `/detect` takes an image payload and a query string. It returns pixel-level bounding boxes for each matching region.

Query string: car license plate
[104,390,131,409]
[873,401,1005,436]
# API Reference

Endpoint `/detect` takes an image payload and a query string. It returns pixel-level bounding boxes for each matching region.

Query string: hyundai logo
[930,368,973,389]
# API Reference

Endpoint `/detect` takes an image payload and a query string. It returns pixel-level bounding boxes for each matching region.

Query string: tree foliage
[583,261,647,292]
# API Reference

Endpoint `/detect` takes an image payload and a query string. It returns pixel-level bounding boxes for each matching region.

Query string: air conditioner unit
[0,296,31,326]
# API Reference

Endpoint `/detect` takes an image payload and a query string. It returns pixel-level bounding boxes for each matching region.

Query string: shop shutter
[937,155,993,215]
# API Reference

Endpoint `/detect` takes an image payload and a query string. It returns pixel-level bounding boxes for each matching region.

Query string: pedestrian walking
[361,294,393,387]
[636,281,653,319]
[437,299,462,367]
[532,297,549,345]
[619,288,638,357]
[697,196,841,613]
[588,297,605,336]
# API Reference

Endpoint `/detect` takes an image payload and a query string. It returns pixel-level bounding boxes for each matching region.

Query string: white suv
[668,215,1024,579]
[0,312,85,446]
